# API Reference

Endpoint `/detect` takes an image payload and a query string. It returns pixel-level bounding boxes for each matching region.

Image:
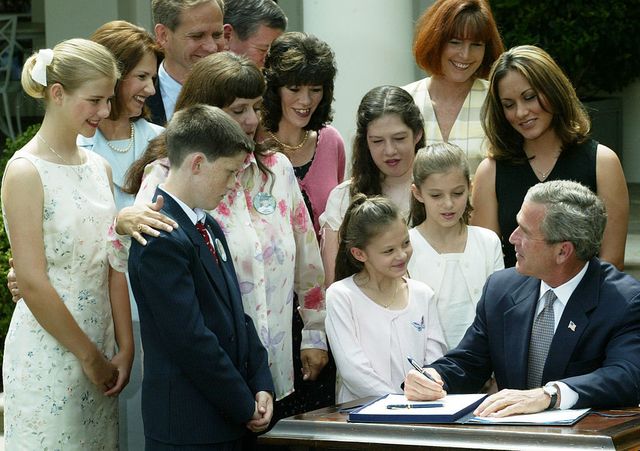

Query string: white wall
[44,0,118,44]
[302,0,416,168]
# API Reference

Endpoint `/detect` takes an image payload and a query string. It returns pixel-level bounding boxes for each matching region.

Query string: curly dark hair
[261,31,337,132]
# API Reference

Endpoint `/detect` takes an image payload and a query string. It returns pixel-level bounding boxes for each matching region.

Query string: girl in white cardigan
[325,195,446,403]
[409,143,503,349]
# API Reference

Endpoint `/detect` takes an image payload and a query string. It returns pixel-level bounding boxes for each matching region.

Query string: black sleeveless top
[495,139,598,267]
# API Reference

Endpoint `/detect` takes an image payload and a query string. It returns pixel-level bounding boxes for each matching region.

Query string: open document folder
[348,393,591,426]
[348,393,486,424]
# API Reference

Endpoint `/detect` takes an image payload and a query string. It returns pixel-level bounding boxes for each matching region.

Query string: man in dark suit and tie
[128,104,274,449]
[405,180,640,416]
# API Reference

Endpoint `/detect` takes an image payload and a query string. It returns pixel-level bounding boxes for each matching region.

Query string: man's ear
[350,247,367,263]
[155,23,169,47]
[556,241,575,264]
[223,23,233,46]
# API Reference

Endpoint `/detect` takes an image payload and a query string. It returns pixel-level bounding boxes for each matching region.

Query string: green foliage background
[0,124,40,388]
[490,0,640,98]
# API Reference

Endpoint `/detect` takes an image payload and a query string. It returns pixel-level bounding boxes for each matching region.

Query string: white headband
[32,48,54,86]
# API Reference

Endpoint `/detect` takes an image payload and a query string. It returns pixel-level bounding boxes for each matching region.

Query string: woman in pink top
[259,32,346,241]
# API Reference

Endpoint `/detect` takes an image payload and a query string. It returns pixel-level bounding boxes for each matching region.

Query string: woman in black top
[471,45,628,269]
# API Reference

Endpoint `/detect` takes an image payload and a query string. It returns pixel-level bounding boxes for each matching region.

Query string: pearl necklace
[106,122,135,153]
[268,130,309,152]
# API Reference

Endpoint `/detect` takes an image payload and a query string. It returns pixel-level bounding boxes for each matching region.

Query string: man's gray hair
[223,0,286,40]
[525,180,607,261]
[152,0,224,30]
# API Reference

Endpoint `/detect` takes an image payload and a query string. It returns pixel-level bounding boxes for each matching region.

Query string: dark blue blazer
[146,87,167,126]
[128,188,273,445]
[432,258,640,409]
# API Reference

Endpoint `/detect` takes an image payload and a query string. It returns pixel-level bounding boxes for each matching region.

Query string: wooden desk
[259,399,640,450]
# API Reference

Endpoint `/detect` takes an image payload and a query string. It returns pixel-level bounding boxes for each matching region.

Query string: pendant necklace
[106,122,135,153]
[380,279,402,309]
[37,134,84,179]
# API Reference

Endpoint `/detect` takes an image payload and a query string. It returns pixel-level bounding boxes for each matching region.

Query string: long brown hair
[350,86,425,199]
[91,20,160,121]
[482,45,590,164]
[124,51,268,194]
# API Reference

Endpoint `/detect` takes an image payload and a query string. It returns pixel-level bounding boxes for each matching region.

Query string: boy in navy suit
[128,104,274,450]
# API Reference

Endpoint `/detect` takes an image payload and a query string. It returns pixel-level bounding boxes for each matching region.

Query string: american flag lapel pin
[568,321,576,332]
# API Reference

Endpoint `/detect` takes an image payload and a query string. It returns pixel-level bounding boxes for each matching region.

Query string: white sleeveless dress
[2,150,118,449]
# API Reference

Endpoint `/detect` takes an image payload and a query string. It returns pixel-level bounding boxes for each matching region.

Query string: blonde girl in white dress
[325,194,446,402]
[1,39,133,449]
[408,143,503,349]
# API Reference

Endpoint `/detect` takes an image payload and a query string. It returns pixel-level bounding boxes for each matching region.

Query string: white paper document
[356,393,486,417]
[466,408,591,425]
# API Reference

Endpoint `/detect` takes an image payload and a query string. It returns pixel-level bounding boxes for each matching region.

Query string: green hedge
[0,124,40,389]
[490,0,640,98]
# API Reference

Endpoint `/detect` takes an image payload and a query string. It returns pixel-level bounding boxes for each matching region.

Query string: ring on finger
[137,224,144,233]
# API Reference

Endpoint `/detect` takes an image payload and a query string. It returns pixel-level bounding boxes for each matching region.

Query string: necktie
[527,290,557,389]
[195,221,219,264]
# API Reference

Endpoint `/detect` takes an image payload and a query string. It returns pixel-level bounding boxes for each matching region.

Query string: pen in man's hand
[407,356,438,383]
[387,402,444,409]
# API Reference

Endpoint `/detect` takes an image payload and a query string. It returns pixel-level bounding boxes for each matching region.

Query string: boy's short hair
[165,104,254,166]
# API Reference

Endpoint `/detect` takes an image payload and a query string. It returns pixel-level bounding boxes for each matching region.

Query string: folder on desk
[348,393,487,424]
[464,408,591,425]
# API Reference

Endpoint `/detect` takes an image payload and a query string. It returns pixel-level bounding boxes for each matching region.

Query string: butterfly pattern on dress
[411,316,425,332]
[261,325,286,353]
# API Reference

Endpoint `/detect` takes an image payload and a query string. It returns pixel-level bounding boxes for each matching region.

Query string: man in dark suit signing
[128,104,274,449]
[405,180,640,416]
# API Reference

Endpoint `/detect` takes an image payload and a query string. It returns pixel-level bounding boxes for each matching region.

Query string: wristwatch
[543,383,559,410]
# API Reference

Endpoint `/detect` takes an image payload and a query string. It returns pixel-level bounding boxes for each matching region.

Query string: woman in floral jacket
[123,52,329,418]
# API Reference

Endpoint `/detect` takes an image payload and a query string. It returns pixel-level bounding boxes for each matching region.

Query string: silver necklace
[105,122,135,153]
[37,133,84,179]
[535,167,551,180]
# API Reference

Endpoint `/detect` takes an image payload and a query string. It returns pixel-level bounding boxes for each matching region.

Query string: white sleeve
[423,286,448,362]
[319,181,350,231]
[325,283,396,398]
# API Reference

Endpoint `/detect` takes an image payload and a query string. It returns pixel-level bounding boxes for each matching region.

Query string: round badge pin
[253,192,276,215]
[214,238,228,262]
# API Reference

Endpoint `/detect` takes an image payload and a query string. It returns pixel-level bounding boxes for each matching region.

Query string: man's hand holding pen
[404,367,447,401]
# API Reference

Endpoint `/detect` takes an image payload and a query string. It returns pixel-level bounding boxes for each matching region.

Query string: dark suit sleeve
[134,234,256,424]
[429,276,495,393]
[243,312,274,395]
[561,292,640,408]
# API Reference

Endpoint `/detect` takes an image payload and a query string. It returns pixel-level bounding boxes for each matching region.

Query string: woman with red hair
[403,0,504,175]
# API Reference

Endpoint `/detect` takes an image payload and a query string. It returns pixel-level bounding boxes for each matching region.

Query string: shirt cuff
[554,381,579,409]
[300,329,327,351]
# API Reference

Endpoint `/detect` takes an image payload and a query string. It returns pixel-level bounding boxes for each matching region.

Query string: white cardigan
[326,276,447,403]
[408,226,504,347]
